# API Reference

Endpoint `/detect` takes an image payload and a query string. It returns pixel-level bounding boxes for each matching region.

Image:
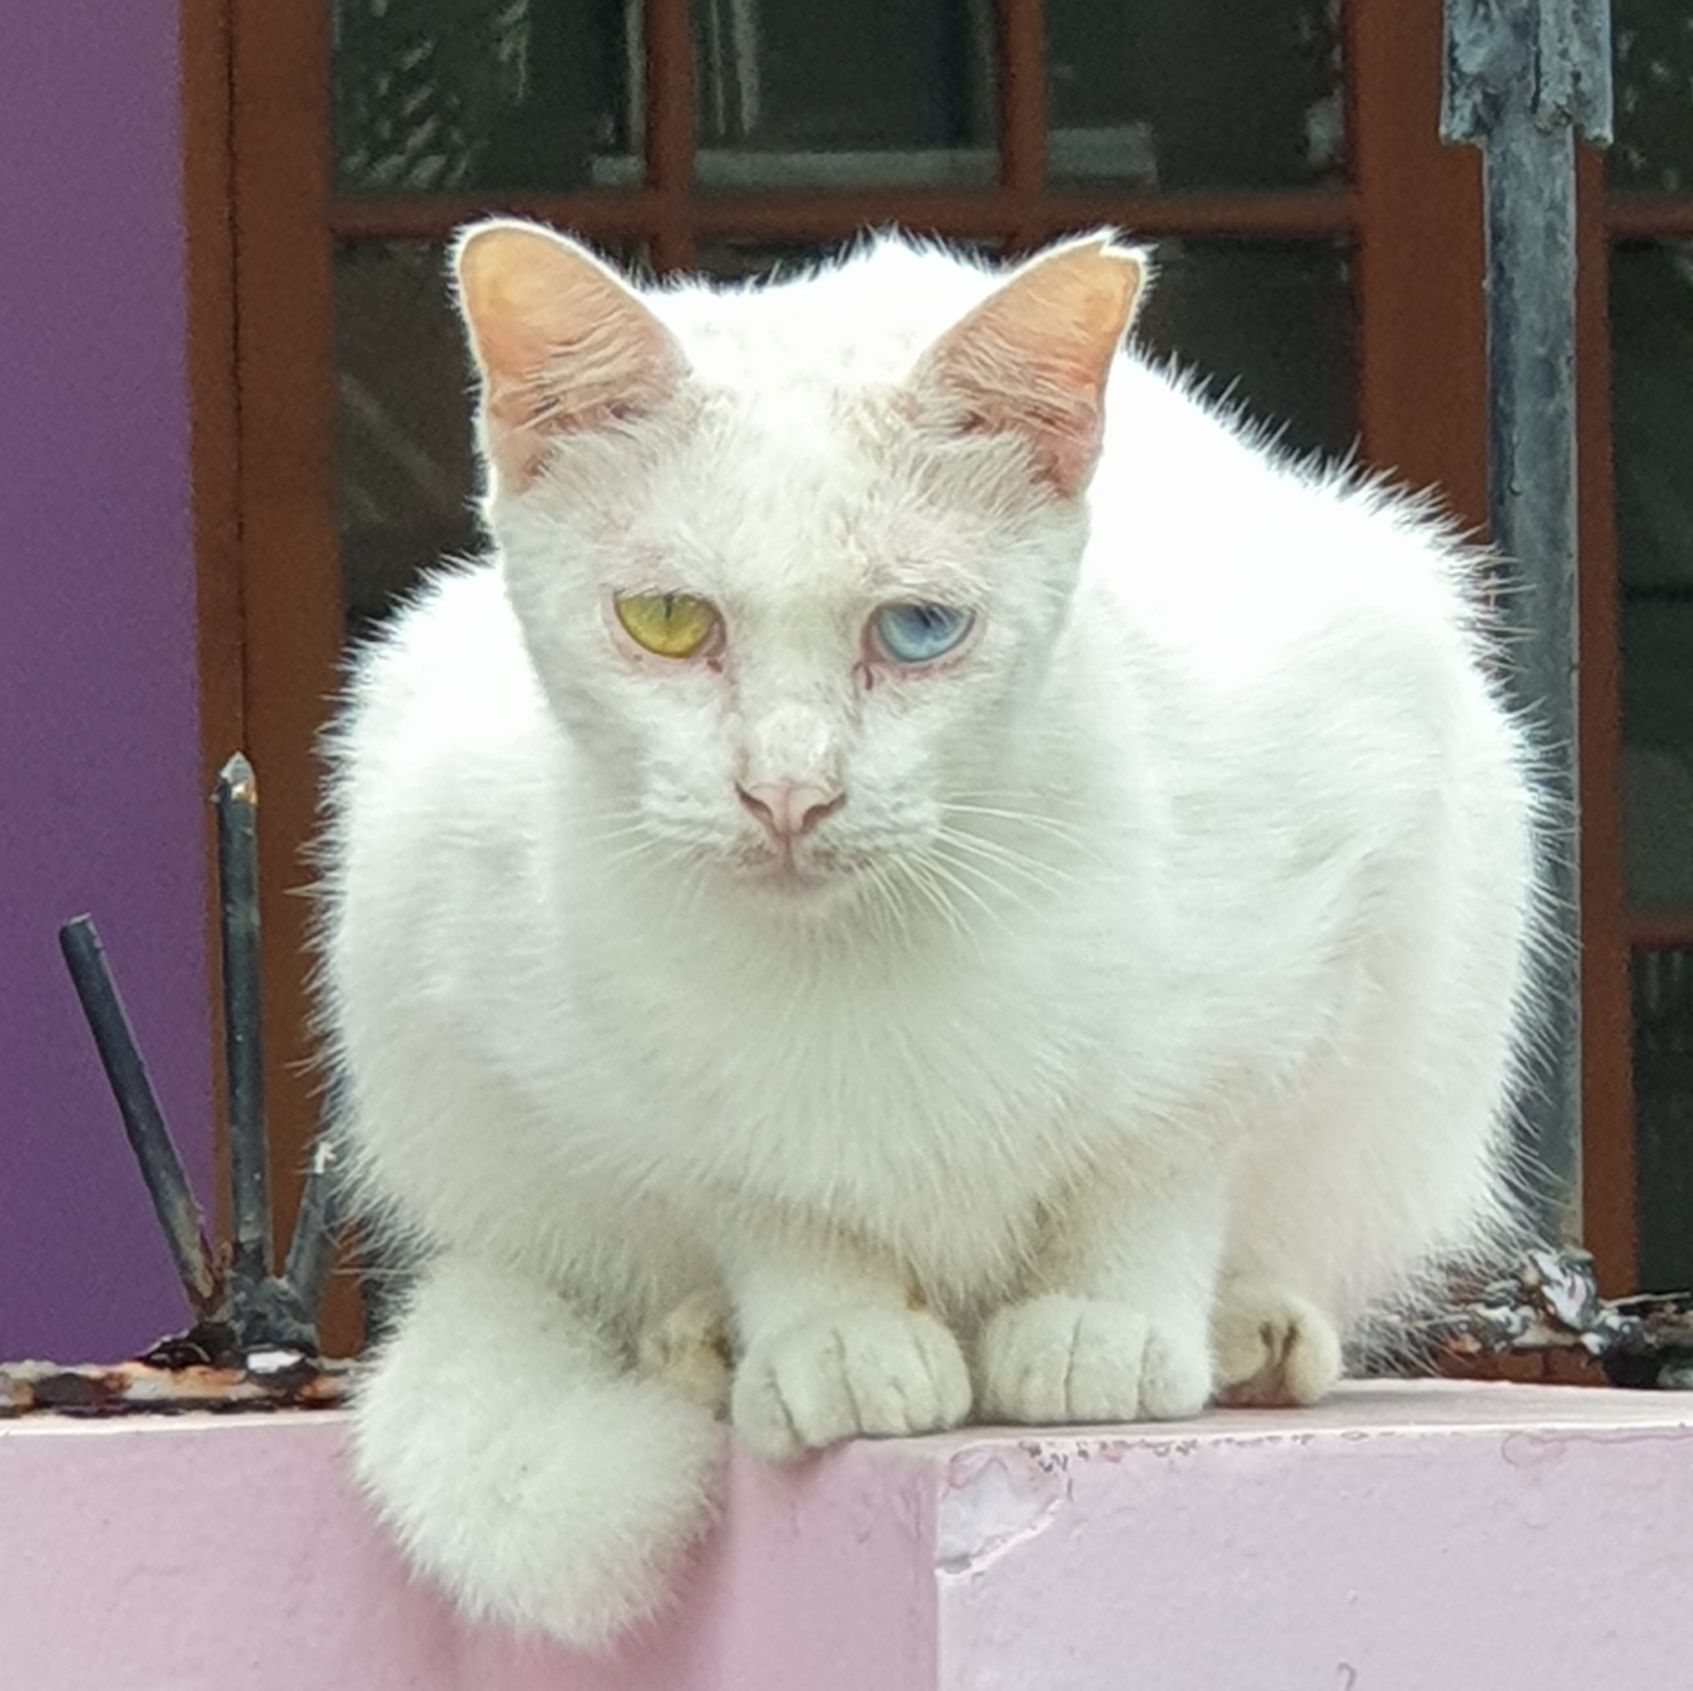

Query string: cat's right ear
[453,221,689,489]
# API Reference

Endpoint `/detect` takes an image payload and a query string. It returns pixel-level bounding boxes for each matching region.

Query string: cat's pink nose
[737,780,845,842]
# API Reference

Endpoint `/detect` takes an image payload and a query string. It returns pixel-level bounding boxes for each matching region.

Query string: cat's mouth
[734,840,852,898]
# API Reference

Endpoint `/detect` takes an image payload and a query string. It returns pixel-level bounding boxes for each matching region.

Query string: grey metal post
[1442,0,1613,1242]
[216,753,274,1287]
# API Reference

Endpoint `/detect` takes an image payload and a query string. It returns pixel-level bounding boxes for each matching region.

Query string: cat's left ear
[909,234,1146,496]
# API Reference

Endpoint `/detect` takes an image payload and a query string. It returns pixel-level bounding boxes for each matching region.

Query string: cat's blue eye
[869,603,975,666]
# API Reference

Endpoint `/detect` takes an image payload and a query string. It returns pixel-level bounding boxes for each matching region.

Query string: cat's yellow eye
[614,593,721,659]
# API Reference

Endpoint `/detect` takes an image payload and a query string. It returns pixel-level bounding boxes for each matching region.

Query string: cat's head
[453,222,1143,912]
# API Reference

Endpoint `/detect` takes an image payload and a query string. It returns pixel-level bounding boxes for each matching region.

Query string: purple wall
[0,3,213,1359]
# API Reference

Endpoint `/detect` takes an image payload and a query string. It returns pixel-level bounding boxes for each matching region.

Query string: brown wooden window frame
[185,0,1640,1349]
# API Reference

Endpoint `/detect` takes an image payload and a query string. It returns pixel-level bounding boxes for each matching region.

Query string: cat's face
[456,225,1142,908]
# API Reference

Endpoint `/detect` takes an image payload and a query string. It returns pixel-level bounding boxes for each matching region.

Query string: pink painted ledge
[4,1381,1690,1689]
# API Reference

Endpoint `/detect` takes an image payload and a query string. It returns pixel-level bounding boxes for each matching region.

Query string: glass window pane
[1611,2,1693,193]
[332,0,640,195]
[1134,240,1356,460]
[335,244,480,636]
[1633,947,1693,1293]
[691,239,1001,284]
[691,242,842,284]
[693,0,997,189]
[1045,0,1345,189]
[1612,242,1693,911]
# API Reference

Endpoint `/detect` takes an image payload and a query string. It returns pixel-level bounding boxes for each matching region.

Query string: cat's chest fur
[498,869,1144,1278]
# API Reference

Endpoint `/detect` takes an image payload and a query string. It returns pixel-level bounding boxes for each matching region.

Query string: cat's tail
[351,1252,726,1649]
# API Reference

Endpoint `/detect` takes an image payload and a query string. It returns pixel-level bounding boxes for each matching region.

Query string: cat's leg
[976,1148,1226,1424]
[1210,1273,1344,1408]
[352,1250,724,1647]
[1215,950,1520,1408]
[722,1224,972,1462]
[1213,688,1533,1409]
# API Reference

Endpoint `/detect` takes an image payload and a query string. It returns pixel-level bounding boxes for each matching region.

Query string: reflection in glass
[1612,243,1693,912]
[691,0,996,189]
[332,0,640,194]
[1045,0,1345,189]
[1611,2,1693,192]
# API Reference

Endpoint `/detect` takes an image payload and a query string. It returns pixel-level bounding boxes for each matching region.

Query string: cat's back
[1091,360,1484,668]
[1080,359,1532,918]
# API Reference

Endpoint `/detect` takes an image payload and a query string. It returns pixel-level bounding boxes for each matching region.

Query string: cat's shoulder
[335,560,546,776]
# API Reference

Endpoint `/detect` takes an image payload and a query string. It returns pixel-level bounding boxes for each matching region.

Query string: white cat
[319,222,1544,1647]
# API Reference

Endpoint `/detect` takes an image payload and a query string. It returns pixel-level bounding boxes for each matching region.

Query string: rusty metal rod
[282,1134,341,1317]
[1442,0,1613,1242]
[58,917,219,1315]
[215,753,272,1285]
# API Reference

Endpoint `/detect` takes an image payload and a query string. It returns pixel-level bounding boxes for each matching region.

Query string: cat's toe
[977,1294,1210,1425]
[1213,1285,1343,1407]
[733,1306,972,1462]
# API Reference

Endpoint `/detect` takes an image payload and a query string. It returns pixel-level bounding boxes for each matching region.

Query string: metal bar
[1442,0,1613,1242]
[644,0,696,270]
[328,187,1360,245]
[215,752,272,1284]
[58,918,219,1315]
[995,0,1048,249]
[282,1134,341,1316]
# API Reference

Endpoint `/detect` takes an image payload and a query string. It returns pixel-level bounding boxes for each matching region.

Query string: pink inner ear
[916,239,1143,497]
[457,223,687,488]
[943,387,1105,495]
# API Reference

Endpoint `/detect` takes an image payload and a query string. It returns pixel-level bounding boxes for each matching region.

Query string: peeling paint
[938,1448,1067,1578]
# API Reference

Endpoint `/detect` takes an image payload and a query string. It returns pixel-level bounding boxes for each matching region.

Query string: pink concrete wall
[4,1382,1690,1688]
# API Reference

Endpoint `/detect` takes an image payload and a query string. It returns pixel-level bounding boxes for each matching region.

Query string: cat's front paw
[977,1294,1210,1425]
[733,1306,972,1462]
[1213,1284,1342,1407]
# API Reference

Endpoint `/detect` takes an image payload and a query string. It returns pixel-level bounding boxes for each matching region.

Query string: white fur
[319,231,1544,1647]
